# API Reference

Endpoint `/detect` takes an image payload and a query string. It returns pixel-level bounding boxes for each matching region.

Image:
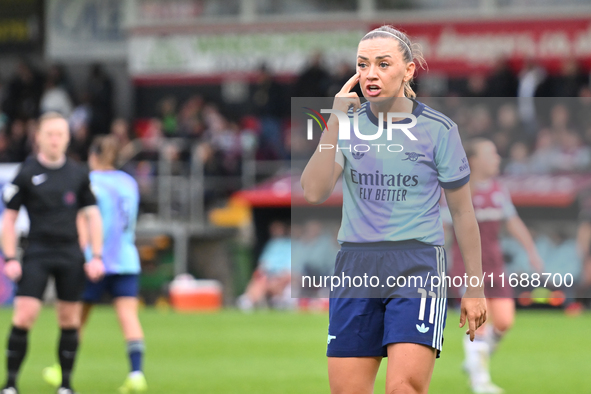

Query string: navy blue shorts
[83,274,140,303]
[327,241,447,358]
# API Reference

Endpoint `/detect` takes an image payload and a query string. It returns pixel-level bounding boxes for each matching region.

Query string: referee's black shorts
[16,240,86,302]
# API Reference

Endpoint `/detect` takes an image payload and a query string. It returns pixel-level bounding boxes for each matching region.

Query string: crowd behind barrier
[1,56,591,307]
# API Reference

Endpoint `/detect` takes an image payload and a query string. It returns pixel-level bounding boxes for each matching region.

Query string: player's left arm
[79,172,104,282]
[77,211,89,250]
[437,122,486,339]
[81,205,104,282]
[505,216,543,272]
[444,183,487,341]
[500,184,543,272]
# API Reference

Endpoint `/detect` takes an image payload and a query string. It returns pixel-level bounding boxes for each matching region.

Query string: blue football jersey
[88,170,141,274]
[335,100,470,245]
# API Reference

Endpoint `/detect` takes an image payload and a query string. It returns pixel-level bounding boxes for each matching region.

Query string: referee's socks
[5,326,28,389]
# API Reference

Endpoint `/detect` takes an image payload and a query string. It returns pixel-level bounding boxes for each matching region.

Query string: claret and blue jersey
[335,100,470,245]
[88,170,141,275]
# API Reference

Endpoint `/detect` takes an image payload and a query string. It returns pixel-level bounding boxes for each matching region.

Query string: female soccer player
[300,26,487,394]
[43,136,147,393]
[446,138,542,393]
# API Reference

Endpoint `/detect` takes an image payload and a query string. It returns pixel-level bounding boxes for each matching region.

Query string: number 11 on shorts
[417,288,437,324]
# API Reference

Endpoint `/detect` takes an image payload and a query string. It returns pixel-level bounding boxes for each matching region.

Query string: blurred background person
[237,221,291,311]
[444,138,543,394]
[43,135,147,393]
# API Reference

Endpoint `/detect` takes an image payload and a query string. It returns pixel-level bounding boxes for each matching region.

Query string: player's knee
[12,313,35,330]
[330,384,374,394]
[12,306,40,329]
[386,379,427,394]
[494,319,513,333]
[57,312,80,328]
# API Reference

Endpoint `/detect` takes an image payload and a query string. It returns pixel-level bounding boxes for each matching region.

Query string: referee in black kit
[1,112,104,394]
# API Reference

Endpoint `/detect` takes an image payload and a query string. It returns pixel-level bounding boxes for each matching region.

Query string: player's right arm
[2,170,27,281]
[2,209,21,281]
[301,73,360,205]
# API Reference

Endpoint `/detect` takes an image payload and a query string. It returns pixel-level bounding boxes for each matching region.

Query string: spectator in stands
[464,74,488,98]
[67,123,91,162]
[178,95,205,141]
[529,129,556,174]
[251,65,288,160]
[292,220,339,297]
[548,103,573,136]
[40,75,74,117]
[140,119,164,152]
[503,141,531,175]
[493,103,522,157]
[3,59,44,120]
[110,118,141,168]
[517,60,545,134]
[0,112,10,162]
[537,59,589,98]
[555,60,588,97]
[327,63,361,97]
[576,86,591,134]
[238,116,260,158]
[464,104,494,138]
[69,91,92,139]
[159,96,178,137]
[486,58,518,97]
[0,131,12,163]
[86,64,113,136]
[551,130,591,173]
[6,119,28,163]
[47,64,76,103]
[294,52,330,98]
[0,75,6,123]
[237,221,292,310]
[209,120,242,175]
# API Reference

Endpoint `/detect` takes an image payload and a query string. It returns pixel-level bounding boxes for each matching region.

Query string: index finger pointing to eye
[340,73,360,94]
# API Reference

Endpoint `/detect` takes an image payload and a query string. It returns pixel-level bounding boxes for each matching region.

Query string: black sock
[58,328,78,389]
[5,326,28,388]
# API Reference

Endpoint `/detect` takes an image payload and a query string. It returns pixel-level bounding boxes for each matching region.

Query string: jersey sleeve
[435,124,470,189]
[3,169,27,211]
[78,172,97,208]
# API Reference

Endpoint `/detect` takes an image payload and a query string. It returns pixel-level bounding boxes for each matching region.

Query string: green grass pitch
[0,307,588,393]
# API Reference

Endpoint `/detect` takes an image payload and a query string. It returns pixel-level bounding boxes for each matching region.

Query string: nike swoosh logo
[32,174,47,186]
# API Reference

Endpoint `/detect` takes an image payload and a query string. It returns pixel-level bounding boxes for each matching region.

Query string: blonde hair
[361,25,426,98]
[89,135,120,168]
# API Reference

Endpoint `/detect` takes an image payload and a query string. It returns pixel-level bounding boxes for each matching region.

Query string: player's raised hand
[333,72,361,114]
[459,296,487,341]
[85,257,105,282]
[3,259,21,282]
